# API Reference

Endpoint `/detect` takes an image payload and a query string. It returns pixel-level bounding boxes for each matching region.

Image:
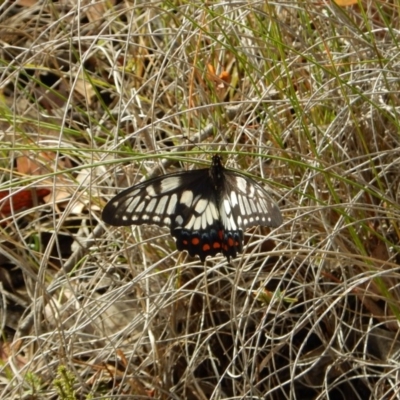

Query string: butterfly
[102,155,282,262]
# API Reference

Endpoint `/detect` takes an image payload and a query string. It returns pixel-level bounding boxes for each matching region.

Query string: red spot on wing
[172,228,244,262]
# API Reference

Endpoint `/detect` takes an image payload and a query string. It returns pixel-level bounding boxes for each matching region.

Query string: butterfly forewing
[102,168,210,227]
[102,155,282,262]
[220,172,283,230]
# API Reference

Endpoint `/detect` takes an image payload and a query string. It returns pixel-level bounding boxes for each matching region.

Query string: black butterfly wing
[102,168,211,227]
[211,169,282,261]
[102,156,282,262]
[103,168,230,262]
[170,185,226,262]
[219,171,283,230]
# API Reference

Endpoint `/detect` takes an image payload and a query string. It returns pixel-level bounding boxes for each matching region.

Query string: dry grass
[1,0,400,399]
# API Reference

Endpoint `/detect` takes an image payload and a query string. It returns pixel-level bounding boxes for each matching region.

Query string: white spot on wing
[193,194,202,204]
[233,213,238,229]
[175,215,184,226]
[228,215,237,230]
[209,201,219,220]
[146,185,157,196]
[136,201,146,213]
[185,214,196,229]
[205,208,213,226]
[146,198,157,213]
[161,177,181,192]
[258,199,268,214]
[248,185,256,197]
[219,202,236,230]
[223,199,231,215]
[236,176,248,193]
[166,194,177,214]
[231,191,238,207]
[238,195,245,215]
[194,198,208,213]
[155,196,169,215]
[193,216,202,230]
[242,196,252,215]
[180,190,193,207]
[128,189,141,197]
[126,196,141,214]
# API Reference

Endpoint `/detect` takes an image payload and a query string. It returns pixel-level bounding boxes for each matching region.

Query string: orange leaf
[0,188,50,214]
[333,0,358,6]
[206,64,231,88]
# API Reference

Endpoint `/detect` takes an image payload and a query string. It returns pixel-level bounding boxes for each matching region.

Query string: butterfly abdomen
[209,156,226,189]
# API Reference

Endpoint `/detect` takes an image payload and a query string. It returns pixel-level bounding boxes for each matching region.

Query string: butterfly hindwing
[173,227,243,263]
